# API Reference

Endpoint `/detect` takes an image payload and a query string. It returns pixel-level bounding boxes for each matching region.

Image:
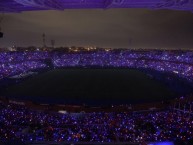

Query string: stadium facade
[0,0,193,12]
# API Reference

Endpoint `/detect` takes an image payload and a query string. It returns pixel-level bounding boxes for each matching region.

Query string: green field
[3,68,174,105]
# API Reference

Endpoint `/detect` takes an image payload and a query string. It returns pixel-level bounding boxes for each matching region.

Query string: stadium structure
[0,49,193,145]
[0,49,192,81]
[0,0,193,12]
[1,1,193,145]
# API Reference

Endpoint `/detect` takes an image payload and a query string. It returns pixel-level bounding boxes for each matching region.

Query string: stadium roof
[0,0,193,13]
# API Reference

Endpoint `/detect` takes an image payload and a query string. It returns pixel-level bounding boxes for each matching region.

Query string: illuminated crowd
[0,102,192,143]
[52,50,193,82]
[0,50,193,81]
[0,52,49,79]
[0,49,193,143]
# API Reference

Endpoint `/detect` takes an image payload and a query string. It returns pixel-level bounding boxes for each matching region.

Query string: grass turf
[2,68,174,105]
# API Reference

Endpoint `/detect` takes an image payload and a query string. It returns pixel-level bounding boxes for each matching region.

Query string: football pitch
[2,68,174,105]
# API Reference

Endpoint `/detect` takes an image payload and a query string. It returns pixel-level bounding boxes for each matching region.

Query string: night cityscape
[0,1,193,145]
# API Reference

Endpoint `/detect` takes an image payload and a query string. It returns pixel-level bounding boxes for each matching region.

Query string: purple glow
[148,142,174,145]
[0,101,192,143]
[0,0,193,12]
[0,50,193,143]
[0,50,193,82]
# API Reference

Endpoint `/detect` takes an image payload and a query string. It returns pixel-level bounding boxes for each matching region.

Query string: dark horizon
[1,9,193,49]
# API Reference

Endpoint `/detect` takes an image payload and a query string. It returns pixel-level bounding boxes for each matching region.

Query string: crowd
[0,50,193,82]
[52,50,193,82]
[0,52,50,63]
[0,61,47,79]
[0,52,50,79]
[0,102,193,143]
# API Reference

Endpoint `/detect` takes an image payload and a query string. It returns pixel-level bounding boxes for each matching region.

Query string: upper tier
[0,49,193,82]
[0,0,193,12]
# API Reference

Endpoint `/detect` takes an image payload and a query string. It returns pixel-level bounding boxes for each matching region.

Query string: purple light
[0,50,193,81]
[0,0,193,12]
[0,101,192,143]
[148,142,174,145]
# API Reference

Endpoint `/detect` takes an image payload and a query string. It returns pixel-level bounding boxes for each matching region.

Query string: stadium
[0,49,193,145]
[0,1,193,145]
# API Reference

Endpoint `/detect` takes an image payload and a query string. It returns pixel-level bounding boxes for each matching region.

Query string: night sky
[1,8,193,49]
